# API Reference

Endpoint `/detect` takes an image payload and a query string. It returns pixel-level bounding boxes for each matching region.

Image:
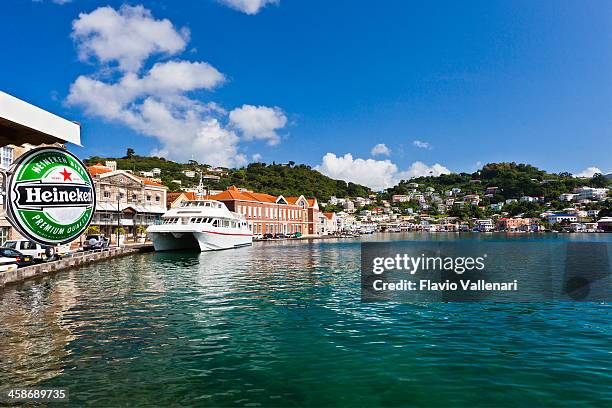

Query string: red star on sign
[60,168,72,181]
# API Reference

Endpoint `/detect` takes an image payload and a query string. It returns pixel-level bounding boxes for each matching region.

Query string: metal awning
[0,91,81,147]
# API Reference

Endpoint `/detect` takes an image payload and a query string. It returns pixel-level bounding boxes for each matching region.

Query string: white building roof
[0,91,81,146]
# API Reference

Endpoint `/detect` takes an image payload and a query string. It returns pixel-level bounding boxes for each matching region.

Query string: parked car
[55,243,73,258]
[290,232,302,239]
[82,235,110,251]
[0,248,34,268]
[0,257,18,273]
[273,233,287,239]
[2,240,56,263]
[262,233,275,240]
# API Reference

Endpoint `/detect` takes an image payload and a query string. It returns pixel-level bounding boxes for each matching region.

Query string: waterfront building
[497,217,532,232]
[569,222,598,232]
[182,170,196,178]
[204,186,319,236]
[87,165,168,239]
[546,213,578,225]
[318,212,339,235]
[474,219,494,232]
[597,217,612,232]
[152,168,161,176]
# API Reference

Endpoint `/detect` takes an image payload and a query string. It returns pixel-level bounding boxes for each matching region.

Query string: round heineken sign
[5,147,96,245]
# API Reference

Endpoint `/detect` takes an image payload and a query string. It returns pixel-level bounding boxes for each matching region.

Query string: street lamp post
[116,194,121,248]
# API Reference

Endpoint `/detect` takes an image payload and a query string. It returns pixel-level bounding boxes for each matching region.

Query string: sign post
[4,147,96,246]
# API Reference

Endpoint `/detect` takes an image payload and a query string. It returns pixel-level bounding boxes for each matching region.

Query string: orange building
[497,217,532,232]
[207,186,319,236]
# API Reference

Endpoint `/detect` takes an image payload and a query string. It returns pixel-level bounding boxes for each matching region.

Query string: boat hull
[148,230,252,252]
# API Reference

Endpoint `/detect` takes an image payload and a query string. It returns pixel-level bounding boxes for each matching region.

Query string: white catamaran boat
[147,199,253,251]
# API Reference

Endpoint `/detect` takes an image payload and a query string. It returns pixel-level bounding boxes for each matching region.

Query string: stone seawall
[0,247,141,288]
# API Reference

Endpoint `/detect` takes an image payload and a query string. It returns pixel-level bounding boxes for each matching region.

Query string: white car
[0,256,18,272]
[2,240,57,263]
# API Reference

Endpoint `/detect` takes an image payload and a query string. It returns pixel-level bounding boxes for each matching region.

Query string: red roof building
[207,186,319,236]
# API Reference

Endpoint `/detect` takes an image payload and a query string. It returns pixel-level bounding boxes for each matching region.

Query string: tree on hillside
[125,148,135,159]
[591,173,609,188]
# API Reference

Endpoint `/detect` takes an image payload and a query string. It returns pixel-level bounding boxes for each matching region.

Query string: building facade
[87,164,167,239]
[206,186,319,236]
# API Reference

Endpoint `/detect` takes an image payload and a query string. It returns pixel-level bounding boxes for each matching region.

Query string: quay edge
[0,245,152,288]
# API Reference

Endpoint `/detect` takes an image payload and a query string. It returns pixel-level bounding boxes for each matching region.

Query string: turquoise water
[0,233,611,407]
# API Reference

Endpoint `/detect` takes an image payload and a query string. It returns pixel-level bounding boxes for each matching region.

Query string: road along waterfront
[0,233,610,407]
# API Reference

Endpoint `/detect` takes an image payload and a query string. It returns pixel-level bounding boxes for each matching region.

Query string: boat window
[212,219,219,227]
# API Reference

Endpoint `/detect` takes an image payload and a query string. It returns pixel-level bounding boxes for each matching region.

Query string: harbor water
[0,234,611,407]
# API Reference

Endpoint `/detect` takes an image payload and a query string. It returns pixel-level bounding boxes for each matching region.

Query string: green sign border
[5,147,96,245]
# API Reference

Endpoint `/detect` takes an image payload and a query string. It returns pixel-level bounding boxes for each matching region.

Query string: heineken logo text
[17,184,94,208]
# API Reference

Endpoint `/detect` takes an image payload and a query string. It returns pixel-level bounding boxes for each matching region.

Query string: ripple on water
[0,234,611,406]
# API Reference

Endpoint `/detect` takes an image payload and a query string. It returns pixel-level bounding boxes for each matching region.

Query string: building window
[0,147,13,169]
[0,227,9,245]
[147,195,151,201]
[104,191,111,198]
[156,196,160,202]
[132,194,137,201]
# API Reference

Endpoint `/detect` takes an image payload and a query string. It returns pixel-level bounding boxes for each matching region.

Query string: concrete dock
[0,245,152,288]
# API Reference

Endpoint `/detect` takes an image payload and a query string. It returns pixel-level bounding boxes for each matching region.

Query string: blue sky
[1,0,611,189]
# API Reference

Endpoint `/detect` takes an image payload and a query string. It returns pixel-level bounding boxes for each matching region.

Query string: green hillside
[385,162,610,202]
[84,150,371,200]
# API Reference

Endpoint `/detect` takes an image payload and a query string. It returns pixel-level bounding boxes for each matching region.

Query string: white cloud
[67,5,286,168]
[573,167,603,178]
[71,5,189,72]
[218,0,279,15]
[413,140,431,149]
[400,162,451,179]
[370,143,391,156]
[252,153,263,162]
[229,105,287,145]
[315,153,450,191]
